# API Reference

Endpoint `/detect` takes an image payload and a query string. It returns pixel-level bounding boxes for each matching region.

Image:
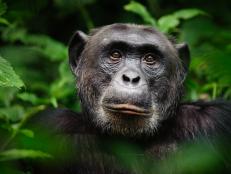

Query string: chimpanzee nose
[122,74,140,84]
[121,70,141,86]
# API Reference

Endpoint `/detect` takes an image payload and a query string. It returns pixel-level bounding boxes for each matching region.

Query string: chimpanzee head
[68,23,190,136]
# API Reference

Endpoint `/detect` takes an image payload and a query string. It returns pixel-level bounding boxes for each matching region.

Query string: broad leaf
[0,17,9,25]
[158,15,180,32]
[2,28,67,61]
[17,92,41,105]
[124,1,156,26]
[174,9,206,20]
[0,149,52,161]
[158,8,206,32]
[19,129,34,138]
[0,56,24,88]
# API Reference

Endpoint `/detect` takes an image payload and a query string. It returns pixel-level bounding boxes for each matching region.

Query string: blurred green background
[0,0,230,173]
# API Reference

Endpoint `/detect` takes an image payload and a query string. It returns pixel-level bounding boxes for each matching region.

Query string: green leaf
[19,129,34,138]
[0,149,52,161]
[2,27,67,61]
[157,8,206,33]
[0,87,18,107]
[0,105,24,122]
[17,92,40,105]
[23,34,67,61]
[49,61,75,100]
[124,1,156,26]
[158,15,180,32]
[0,17,9,25]
[50,97,58,108]
[174,8,206,20]
[0,56,24,88]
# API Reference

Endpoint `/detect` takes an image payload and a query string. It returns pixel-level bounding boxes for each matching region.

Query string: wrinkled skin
[69,24,189,136]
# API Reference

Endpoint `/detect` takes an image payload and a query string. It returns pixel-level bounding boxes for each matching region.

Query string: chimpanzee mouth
[102,103,152,117]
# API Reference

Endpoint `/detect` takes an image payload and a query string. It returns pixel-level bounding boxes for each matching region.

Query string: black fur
[25,24,231,174]
[26,101,231,174]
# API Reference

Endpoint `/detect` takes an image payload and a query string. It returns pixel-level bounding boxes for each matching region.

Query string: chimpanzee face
[69,24,190,136]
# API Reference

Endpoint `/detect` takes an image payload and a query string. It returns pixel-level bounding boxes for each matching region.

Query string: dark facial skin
[69,24,190,136]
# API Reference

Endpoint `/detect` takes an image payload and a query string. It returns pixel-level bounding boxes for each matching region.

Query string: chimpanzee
[27,23,231,174]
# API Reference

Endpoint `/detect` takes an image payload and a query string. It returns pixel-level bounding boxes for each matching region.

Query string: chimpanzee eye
[142,53,157,65]
[110,50,122,62]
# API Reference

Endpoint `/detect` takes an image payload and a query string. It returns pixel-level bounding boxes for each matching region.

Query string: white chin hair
[94,106,160,136]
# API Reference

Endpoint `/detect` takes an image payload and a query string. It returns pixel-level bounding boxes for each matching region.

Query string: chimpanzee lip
[102,103,152,117]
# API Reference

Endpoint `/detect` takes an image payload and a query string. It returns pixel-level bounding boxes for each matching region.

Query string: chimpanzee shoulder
[27,108,95,135]
[172,100,231,140]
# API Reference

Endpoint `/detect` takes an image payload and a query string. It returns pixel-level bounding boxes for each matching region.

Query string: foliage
[157,8,206,32]
[124,1,206,33]
[0,55,24,88]
[0,0,230,173]
[124,1,157,26]
[2,26,67,61]
[0,149,52,161]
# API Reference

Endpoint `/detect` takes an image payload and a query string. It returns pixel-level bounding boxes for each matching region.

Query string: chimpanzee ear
[68,31,88,73]
[176,43,190,72]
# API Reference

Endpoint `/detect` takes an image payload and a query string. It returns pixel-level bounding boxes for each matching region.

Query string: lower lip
[102,104,151,117]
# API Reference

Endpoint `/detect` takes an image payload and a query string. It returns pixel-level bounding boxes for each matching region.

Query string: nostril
[132,76,140,84]
[122,74,130,82]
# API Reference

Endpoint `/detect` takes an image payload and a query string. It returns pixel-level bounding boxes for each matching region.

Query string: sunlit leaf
[158,15,180,32]
[19,129,34,138]
[124,1,156,26]
[17,92,41,105]
[158,8,206,32]
[50,97,58,108]
[0,56,24,88]
[174,8,206,20]
[0,149,52,161]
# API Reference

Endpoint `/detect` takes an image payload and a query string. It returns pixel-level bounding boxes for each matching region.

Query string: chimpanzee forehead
[95,24,172,50]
